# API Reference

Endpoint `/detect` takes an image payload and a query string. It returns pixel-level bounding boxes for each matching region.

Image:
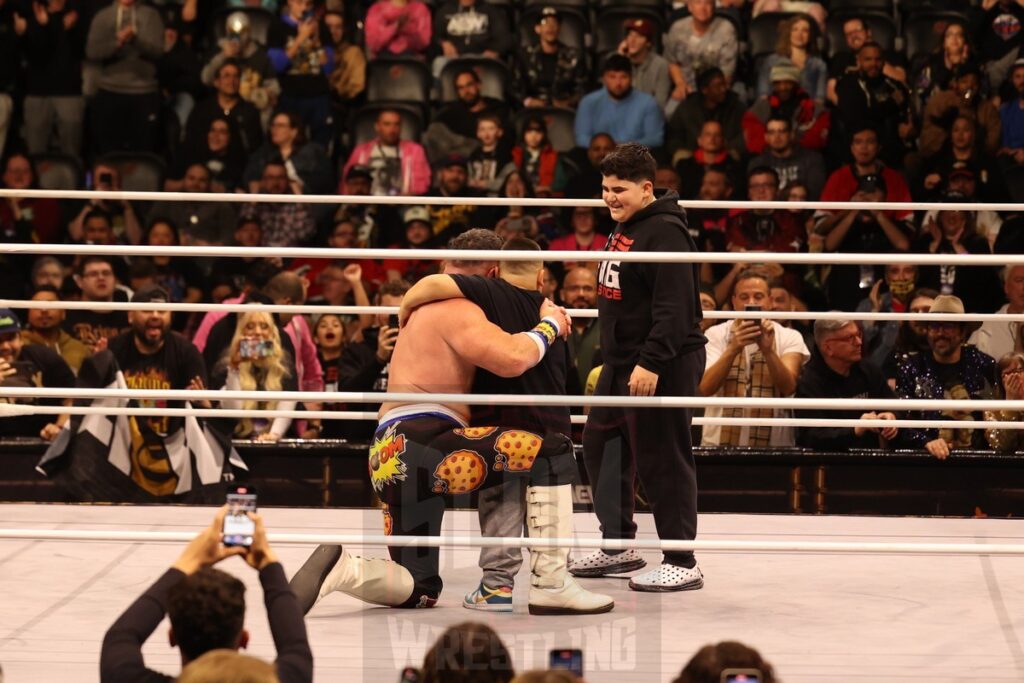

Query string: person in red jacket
[511,114,566,197]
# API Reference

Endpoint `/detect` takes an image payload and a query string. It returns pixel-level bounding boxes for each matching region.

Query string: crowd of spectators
[2,0,1024,460]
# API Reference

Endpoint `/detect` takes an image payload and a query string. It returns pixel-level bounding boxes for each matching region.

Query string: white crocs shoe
[568,548,646,577]
[628,563,703,592]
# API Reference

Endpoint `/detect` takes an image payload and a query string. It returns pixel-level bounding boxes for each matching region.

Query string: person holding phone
[212,309,297,442]
[699,270,809,448]
[0,308,74,441]
[100,506,313,682]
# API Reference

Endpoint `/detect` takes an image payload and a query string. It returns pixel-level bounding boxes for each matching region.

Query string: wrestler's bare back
[378,297,547,422]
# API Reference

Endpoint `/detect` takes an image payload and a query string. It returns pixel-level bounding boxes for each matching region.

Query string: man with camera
[699,269,809,448]
[813,125,914,311]
[100,506,312,682]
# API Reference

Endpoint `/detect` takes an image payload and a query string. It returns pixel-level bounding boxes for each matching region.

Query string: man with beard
[746,116,826,199]
[21,286,91,374]
[560,267,601,392]
[667,67,745,160]
[427,154,492,241]
[895,295,998,459]
[343,109,431,196]
[106,284,207,439]
[573,142,707,592]
[517,7,588,109]
[426,68,511,161]
[574,55,663,149]
[836,42,915,167]
[743,63,830,154]
[0,308,74,440]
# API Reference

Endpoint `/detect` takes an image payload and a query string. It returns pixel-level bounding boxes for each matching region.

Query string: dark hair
[77,255,116,275]
[32,283,60,296]
[731,268,770,297]
[214,59,241,79]
[603,53,633,75]
[452,67,480,84]
[167,568,246,662]
[244,259,283,289]
[420,622,514,683]
[129,257,158,280]
[672,641,776,683]
[765,115,792,132]
[698,282,716,301]
[263,270,305,303]
[447,228,504,269]
[146,219,181,245]
[747,165,780,184]
[599,142,656,183]
[379,279,412,298]
[696,67,725,91]
[848,122,880,141]
[271,110,306,146]
[83,207,113,227]
[857,40,883,56]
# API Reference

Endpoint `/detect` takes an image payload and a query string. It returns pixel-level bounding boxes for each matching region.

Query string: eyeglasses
[827,333,862,345]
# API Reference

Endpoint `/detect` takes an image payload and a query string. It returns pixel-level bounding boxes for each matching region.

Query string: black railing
[2,439,1022,517]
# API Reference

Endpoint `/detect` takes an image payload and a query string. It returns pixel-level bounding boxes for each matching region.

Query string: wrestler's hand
[540,298,571,338]
[628,365,659,397]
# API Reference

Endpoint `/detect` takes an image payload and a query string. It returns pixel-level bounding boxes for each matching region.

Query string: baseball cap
[770,60,801,84]
[437,153,468,170]
[131,283,170,304]
[624,18,655,41]
[404,206,431,225]
[0,308,21,335]
[538,6,560,22]
[948,163,976,182]
[346,165,373,181]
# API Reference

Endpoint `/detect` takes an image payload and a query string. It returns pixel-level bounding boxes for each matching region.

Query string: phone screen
[223,486,257,547]
[388,314,400,329]
[549,649,583,676]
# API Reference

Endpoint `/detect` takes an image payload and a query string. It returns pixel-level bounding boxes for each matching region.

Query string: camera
[856,172,884,194]
[223,484,257,547]
[98,172,114,187]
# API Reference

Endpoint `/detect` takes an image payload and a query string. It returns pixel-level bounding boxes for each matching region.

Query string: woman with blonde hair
[756,14,827,103]
[215,308,297,441]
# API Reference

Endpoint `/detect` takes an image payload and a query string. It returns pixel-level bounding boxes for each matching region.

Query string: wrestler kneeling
[289,288,613,615]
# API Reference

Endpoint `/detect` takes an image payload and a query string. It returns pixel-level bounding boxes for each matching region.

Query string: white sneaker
[628,563,704,592]
[568,548,646,577]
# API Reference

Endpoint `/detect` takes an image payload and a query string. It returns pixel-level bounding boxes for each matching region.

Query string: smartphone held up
[223,485,257,547]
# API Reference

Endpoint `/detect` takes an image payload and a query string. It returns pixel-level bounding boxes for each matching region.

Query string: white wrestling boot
[289,545,416,613]
[527,485,615,616]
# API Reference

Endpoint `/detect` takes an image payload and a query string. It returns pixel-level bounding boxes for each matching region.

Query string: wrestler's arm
[399,275,463,327]
[436,299,558,378]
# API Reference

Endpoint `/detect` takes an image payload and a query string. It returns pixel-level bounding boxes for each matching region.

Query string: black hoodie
[596,190,706,374]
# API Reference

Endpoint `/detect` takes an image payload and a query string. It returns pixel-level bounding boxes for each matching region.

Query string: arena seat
[594,6,665,56]
[365,57,432,122]
[826,10,897,58]
[30,153,83,191]
[209,7,277,47]
[748,11,799,58]
[97,152,167,193]
[513,107,577,152]
[519,5,588,51]
[438,57,511,103]
[352,104,425,146]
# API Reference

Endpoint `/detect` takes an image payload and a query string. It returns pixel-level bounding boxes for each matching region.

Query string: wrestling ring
[0,189,1022,681]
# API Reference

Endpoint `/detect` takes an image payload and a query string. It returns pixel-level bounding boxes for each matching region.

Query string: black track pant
[581,348,704,567]
[370,412,576,607]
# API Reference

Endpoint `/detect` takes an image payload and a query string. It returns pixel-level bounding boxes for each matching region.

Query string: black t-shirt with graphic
[63,289,131,347]
[0,344,75,436]
[451,274,571,436]
[108,332,207,436]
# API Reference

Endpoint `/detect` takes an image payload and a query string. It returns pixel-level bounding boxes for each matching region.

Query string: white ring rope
[5,298,1024,323]
[0,528,1020,555]
[1,403,1019,431]
[3,387,1023,412]
[1,188,1021,214]
[3,242,1023,266]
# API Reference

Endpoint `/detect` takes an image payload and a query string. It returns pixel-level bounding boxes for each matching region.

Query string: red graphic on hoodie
[597,233,633,300]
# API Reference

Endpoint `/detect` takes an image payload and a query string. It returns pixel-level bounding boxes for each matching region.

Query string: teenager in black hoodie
[572,142,707,592]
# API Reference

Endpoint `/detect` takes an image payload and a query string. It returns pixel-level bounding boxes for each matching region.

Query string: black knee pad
[529,434,577,486]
